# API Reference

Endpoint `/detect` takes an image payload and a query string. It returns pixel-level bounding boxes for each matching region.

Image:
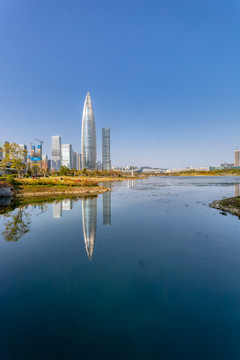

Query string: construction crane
[35,139,44,147]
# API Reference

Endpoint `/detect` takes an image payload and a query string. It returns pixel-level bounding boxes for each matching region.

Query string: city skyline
[1,1,240,167]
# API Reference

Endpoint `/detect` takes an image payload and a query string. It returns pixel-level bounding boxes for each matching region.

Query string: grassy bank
[157,169,240,176]
[14,178,110,197]
[0,174,144,207]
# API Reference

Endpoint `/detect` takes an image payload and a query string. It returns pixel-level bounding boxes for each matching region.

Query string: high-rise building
[81,92,96,170]
[0,141,9,161]
[30,144,35,158]
[73,152,78,170]
[52,136,61,171]
[61,144,73,169]
[41,154,48,171]
[77,153,82,171]
[102,128,111,170]
[37,144,42,159]
[96,161,102,170]
[18,144,28,164]
[234,149,240,167]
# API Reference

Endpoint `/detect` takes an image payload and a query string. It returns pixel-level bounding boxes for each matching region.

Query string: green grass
[220,197,240,209]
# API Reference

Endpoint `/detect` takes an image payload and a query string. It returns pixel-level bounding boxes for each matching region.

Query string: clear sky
[1,0,240,168]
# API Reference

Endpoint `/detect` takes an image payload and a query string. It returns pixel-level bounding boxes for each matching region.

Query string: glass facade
[102,128,111,170]
[81,92,96,170]
[72,152,77,170]
[77,153,82,171]
[51,136,61,171]
[61,144,73,169]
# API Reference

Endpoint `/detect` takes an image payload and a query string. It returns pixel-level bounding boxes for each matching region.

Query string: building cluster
[50,92,111,171]
[2,92,240,174]
[0,92,111,173]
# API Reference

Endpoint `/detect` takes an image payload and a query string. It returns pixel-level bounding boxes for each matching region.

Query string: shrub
[5,175,16,185]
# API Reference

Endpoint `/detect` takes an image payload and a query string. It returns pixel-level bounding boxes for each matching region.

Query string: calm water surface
[1,176,240,360]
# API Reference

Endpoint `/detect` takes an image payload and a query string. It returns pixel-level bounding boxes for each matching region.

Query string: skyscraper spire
[81,92,96,170]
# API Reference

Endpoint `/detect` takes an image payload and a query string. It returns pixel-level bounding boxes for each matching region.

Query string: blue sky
[1,0,240,168]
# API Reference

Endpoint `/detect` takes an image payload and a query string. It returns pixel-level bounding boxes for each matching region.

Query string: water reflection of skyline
[102,182,112,226]
[234,184,240,197]
[52,199,74,218]
[1,180,240,245]
[82,197,97,261]
[52,192,112,260]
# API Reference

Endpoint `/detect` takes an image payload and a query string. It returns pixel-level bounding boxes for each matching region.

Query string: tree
[2,208,31,242]
[0,143,27,177]
[59,166,70,176]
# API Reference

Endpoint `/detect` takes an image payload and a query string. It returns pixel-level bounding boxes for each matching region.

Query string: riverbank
[156,169,240,176]
[0,175,145,208]
[14,178,111,198]
[210,197,240,217]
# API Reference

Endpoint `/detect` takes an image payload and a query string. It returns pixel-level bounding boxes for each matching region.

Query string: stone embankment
[210,199,240,217]
[0,187,13,197]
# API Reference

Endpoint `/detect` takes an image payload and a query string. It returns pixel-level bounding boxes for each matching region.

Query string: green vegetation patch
[219,196,240,209]
[16,178,98,187]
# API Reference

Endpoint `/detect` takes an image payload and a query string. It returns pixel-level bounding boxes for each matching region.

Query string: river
[0,176,240,360]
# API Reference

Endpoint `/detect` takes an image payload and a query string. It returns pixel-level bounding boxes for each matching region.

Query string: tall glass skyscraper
[81,92,96,170]
[102,128,111,170]
[51,136,61,171]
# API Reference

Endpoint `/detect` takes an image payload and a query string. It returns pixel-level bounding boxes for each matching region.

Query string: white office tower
[52,136,61,171]
[102,128,111,170]
[81,92,96,170]
[234,148,240,167]
[61,144,73,169]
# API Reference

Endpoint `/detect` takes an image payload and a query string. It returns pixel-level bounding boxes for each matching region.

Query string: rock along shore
[210,197,240,217]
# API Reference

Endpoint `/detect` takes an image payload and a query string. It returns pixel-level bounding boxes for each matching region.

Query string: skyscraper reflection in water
[52,201,62,218]
[103,185,111,225]
[52,200,73,218]
[82,197,97,261]
[52,196,111,260]
[234,184,240,197]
